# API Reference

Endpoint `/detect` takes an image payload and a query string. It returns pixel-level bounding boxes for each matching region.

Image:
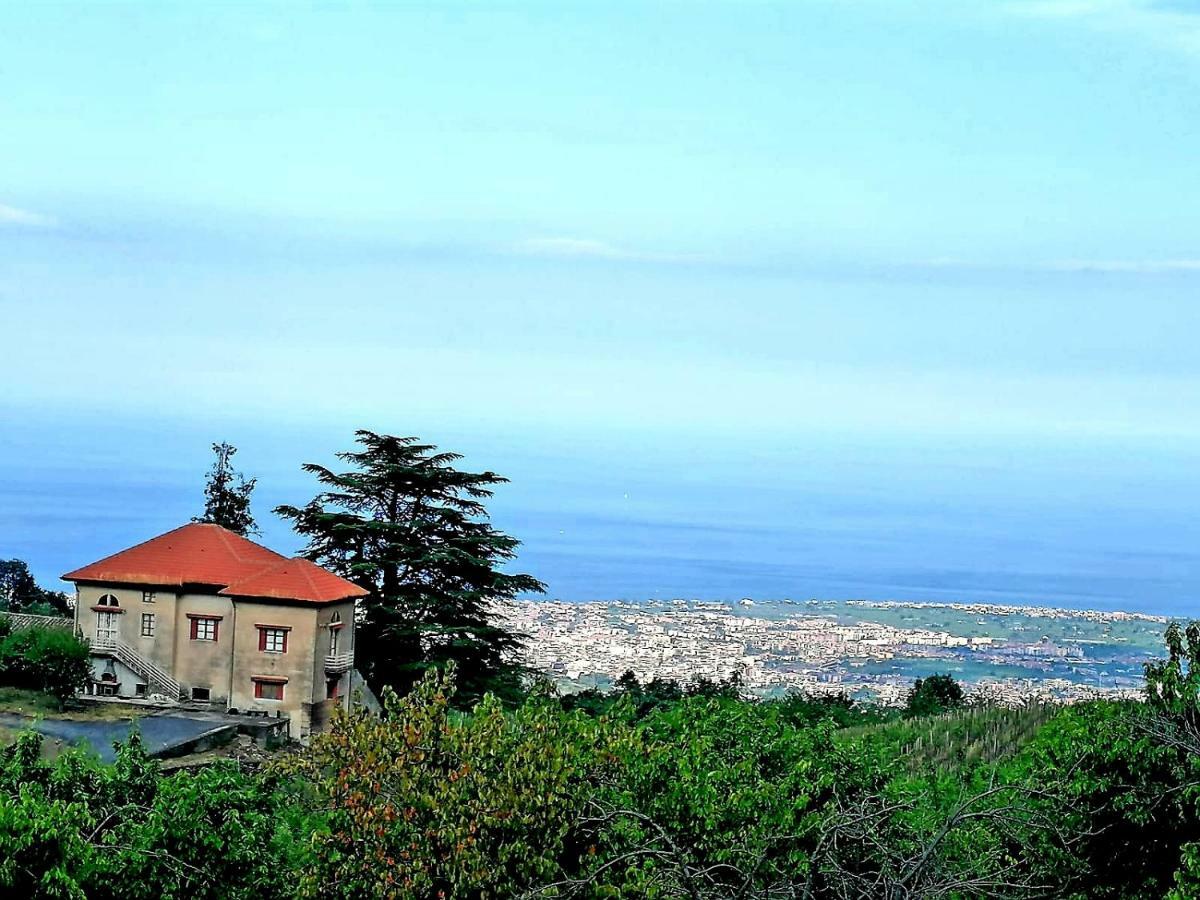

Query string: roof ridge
[298,557,321,598]
[62,521,198,580]
[211,524,285,564]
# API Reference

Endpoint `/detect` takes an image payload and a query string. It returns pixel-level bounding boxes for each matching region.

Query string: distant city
[507,598,1170,706]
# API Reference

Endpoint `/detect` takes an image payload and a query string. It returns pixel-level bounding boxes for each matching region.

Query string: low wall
[3,612,74,632]
[155,724,237,759]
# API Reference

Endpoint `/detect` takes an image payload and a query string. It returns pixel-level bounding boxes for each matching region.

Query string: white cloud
[0,203,56,228]
[513,236,695,265]
[916,257,1200,275]
[1047,258,1200,273]
[1008,0,1200,55]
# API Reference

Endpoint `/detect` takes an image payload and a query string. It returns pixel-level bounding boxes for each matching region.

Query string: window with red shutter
[253,678,285,701]
[256,625,289,653]
[188,616,219,641]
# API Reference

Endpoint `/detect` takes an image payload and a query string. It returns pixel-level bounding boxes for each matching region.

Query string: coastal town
[507,599,1166,706]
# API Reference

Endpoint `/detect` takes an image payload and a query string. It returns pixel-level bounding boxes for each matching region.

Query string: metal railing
[90,636,182,700]
[325,652,353,674]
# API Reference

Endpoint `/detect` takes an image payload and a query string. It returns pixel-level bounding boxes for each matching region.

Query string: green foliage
[292,666,617,898]
[1169,842,1200,900]
[276,430,544,705]
[0,730,298,899]
[194,441,259,536]
[1017,699,1200,899]
[847,703,1056,773]
[0,623,1195,898]
[903,672,965,718]
[769,689,893,730]
[1144,620,1200,726]
[0,561,71,615]
[562,669,748,720]
[0,626,90,708]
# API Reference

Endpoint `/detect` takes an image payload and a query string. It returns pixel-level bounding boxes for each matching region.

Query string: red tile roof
[220,557,368,603]
[62,522,366,604]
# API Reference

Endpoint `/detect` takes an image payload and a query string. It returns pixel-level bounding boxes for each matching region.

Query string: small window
[191,687,211,702]
[140,613,155,637]
[97,594,119,608]
[257,626,288,654]
[326,677,340,700]
[134,683,147,698]
[142,590,156,603]
[190,617,219,642]
[253,680,284,701]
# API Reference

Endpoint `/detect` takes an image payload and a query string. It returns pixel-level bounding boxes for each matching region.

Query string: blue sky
[1,2,1198,611]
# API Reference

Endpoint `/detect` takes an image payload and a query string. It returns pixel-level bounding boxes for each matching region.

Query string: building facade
[63,523,367,739]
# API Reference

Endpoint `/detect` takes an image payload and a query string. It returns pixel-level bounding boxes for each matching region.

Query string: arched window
[97,594,120,608]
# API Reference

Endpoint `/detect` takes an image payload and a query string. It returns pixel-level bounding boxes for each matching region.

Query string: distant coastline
[510,597,1167,706]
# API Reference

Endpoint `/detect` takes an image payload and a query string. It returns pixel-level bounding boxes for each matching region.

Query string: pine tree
[195,442,258,536]
[275,430,543,705]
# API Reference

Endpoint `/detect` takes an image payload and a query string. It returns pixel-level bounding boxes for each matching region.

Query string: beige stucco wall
[75,583,180,674]
[171,592,236,703]
[73,582,354,740]
[227,600,323,730]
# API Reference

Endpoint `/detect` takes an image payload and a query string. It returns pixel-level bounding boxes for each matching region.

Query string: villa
[62,522,368,739]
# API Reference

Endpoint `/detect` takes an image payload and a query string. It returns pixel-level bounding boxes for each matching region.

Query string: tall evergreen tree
[275,430,543,704]
[195,442,258,536]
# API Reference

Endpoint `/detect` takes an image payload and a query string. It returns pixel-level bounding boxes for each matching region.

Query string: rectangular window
[142,590,156,603]
[190,617,219,642]
[253,680,285,701]
[257,626,289,654]
[191,687,210,702]
[140,613,155,637]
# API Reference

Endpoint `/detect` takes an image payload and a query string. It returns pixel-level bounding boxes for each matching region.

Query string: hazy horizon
[2,2,1198,618]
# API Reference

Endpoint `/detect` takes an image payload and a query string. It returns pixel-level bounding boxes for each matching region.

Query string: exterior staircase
[89,637,183,701]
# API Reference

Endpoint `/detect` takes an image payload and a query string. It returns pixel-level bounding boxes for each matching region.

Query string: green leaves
[0,625,90,708]
[0,730,302,900]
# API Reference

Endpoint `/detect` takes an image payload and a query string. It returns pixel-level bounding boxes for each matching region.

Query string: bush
[0,626,91,708]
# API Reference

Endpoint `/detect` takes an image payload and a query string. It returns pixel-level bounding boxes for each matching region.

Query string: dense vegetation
[0,623,1195,898]
[0,619,90,709]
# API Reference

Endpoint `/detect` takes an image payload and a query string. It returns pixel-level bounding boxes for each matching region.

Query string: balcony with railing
[324,652,353,674]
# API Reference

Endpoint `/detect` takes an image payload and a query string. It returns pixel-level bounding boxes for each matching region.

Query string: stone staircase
[89,637,183,701]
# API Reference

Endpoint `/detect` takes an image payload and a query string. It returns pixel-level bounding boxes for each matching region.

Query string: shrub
[0,626,91,708]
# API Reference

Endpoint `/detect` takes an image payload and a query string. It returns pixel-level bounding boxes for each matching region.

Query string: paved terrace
[0,709,248,762]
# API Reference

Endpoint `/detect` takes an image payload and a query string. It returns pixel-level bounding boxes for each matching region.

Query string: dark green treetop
[0,559,70,615]
[194,442,259,536]
[904,672,966,718]
[275,430,544,705]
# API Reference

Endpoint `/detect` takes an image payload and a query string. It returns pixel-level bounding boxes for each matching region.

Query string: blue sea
[2,407,1197,619]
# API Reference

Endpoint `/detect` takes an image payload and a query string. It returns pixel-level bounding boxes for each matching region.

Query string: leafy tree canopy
[904,672,966,718]
[0,560,70,616]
